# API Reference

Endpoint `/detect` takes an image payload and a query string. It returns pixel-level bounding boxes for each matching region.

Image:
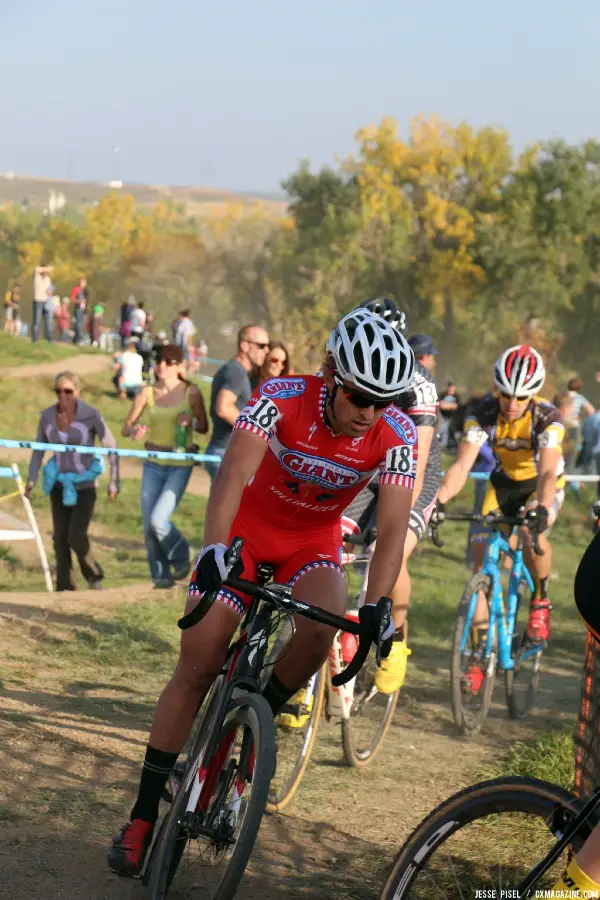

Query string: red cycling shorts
[194,510,346,618]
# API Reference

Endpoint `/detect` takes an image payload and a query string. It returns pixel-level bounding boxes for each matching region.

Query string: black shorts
[470,474,564,544]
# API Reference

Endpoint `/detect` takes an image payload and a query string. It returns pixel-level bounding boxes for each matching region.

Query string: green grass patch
[48,596,183,671]
[0,333,100,366]
[482,729,575,790]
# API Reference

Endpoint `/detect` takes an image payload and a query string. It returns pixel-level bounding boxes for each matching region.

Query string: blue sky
[1,0,599,192]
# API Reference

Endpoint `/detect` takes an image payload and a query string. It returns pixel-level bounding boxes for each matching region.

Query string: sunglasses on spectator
[268,355,287,366]
[55,387,75,396]
[334,375,392,410]
[499,391,529,402]
[158,358,178,366]
[247,340,269,350]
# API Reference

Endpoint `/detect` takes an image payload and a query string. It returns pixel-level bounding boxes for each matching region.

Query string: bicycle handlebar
[430,511,545,556]
[178,537,392,684]
[343,526,377,548]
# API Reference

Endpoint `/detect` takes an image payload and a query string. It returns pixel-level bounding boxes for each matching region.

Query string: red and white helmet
[494,345,546,398]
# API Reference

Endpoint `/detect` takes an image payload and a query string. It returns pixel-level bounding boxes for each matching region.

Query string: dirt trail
[0,586,584,900]
[0,353,110,380]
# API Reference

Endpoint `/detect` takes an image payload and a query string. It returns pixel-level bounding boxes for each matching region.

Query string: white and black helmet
[358,297,407,333]
[494,344,546,398]
[327,308,415,401]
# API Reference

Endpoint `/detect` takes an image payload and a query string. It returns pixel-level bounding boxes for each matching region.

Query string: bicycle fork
[184,721,253,834]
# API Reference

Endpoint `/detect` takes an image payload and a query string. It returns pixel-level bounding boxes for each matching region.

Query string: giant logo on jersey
[260,377,306,400]
[382,407,417,444]
[278,450,361,489]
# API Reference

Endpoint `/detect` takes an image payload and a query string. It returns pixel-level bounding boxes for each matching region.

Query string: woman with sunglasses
[25,371,120,591]
[435,344,565,649]
[252,340,292,388]
[122,344,208,589]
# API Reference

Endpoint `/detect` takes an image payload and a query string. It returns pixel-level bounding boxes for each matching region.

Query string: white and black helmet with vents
[494,344,546,398]
[358,297,407,333]
[327,308,416,401]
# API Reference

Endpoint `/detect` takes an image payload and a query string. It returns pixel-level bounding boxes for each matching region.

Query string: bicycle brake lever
[430,523,445,548]
[178,536,245,631]
[375,597,393,668]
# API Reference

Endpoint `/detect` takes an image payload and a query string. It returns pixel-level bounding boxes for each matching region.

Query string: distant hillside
[0,172,288,218]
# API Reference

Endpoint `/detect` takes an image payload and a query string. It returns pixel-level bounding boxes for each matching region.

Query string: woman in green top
[122,344,208,588]
[90,302,104,346]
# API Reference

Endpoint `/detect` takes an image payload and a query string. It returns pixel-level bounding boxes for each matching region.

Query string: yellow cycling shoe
[276,687,314,729]
[374,639,412,695]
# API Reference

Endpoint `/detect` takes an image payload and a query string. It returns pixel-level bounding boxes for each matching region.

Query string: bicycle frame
[183,594,275,819]
[459,527,535,671]
[517,788,600,894]
[181,575,371,820]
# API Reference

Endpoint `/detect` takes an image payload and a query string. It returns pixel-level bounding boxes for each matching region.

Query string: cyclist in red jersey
[108,308,417,876]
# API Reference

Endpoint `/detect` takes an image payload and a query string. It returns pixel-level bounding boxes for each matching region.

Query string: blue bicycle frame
[459,527,536,671]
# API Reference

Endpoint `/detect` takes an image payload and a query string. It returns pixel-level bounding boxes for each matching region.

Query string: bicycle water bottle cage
[256,563,274,586]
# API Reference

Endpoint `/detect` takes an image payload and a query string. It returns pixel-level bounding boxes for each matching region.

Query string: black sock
[533,576,550,602]
[392,626,405,642]
[130,744,179,824]
[262,672,297,716]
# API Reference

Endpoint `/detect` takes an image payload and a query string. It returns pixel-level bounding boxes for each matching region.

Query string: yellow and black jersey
[463,394,565,486]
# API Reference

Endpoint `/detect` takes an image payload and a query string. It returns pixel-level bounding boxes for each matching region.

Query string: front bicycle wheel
[451,572,497,736]
[148,692,275,900]
[341,643,399,767]
[505,579,543,719]
[380,776,585,899]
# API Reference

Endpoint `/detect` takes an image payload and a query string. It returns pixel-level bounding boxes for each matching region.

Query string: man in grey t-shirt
[205,322,269,482]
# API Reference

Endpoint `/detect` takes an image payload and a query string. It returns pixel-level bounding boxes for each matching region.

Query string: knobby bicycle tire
[142,676,225,888]
[267,662,326,813]
[451,572,496,736]
[148,692,275,900]
[505,579,543,719]
[380,776,584,899]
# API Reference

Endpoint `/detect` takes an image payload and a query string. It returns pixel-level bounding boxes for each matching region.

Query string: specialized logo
[382,407,417,444]
[260,377,306,399]
[279,450,361,489]
[308,421,318,442]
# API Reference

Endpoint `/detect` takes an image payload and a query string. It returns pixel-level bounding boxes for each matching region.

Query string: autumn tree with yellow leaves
[2,118,600,384]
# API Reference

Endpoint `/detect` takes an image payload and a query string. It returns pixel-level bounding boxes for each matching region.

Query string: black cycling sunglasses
[333,374,391,410]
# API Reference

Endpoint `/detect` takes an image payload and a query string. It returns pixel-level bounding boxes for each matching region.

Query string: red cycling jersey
[234,375,418,527]
[188,375,418,616]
